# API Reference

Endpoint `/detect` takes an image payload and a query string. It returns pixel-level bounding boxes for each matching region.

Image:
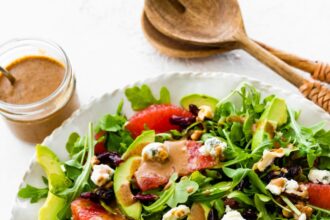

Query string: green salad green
[18,83,330,220]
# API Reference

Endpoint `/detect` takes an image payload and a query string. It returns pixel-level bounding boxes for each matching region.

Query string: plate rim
[10,71,330,219]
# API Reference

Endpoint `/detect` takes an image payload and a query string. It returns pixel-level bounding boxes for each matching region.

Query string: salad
[18,83,330,220]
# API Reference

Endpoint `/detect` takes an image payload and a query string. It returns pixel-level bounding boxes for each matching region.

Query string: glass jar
[0,39,80,143]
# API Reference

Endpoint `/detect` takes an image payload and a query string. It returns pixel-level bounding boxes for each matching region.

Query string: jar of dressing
[0,39,80,143]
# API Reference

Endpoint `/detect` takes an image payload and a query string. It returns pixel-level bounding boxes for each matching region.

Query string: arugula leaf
[18,184,48,203]
[189,171,213,187]
[190,182,232,202]
[213,199,225,218]
[159,87,171,104]
[166,177,199,208]
[144,173,178,213]
[56,123,95,219]
[66,132,85,158]
[254,194,272,220]
[95,109,133,154]
[99,114,126,132]
[227,191,253,206]
[125,85,171,111]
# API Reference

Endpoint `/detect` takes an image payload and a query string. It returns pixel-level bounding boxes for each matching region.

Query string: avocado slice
[252,98,288,150]
[36,145,71,220]
[114,156,142,220]
[180,94,219,112]
[122,130,155,160]
[188,203,211,220]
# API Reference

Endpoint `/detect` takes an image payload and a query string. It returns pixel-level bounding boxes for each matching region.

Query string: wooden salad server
[144,0,330,112]
[142,13,330,84]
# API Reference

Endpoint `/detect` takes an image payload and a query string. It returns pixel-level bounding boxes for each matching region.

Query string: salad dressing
[0,56,64,104]
[0,53,79,143]
[135,140,190,183]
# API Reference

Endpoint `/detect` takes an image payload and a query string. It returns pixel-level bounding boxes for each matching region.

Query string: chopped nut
[266,177,287,195]
[103,181,113,190]
[295,202,313,218]
[253,148,285,172]
[91,156,100,167]
[163,205,190,220]
[190,130,204,140]
[197,105,214,122]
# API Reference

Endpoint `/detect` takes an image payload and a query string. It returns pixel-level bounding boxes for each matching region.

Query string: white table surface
[1,0,329,219]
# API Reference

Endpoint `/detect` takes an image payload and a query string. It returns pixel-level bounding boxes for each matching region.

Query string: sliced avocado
[260,98,288,126]
[180,94,219,112]
[114,156,142,220]
[36,145,71,220]
[122,130,155,160]
[252,98,288,150]
[188,202,211,220]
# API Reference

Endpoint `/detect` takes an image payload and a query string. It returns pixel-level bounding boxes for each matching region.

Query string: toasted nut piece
[253,148,285,172]
[296,202,313,218]
[91,156,100,167]
[190,130,203,140]
[197,105,214,122]
[103,181,113,190]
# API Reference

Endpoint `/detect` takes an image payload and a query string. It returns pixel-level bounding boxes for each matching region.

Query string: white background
[0,0,329,219]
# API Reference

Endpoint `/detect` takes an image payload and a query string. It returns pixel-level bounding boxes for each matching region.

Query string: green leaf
[229,122,244,144]
[63,159,83,181]
[99,114,126,132]
[222,167,249,189]
[56,123,95,219]
[319,157,330,169]
[190,182,232,202]
[166,177,199,208]
[214,199,225,218]
[254,194,272,220]
[116,99,124,115]
[159,87,171,104]
[125,85,171,111]
[143,173,178,213]
[243,114,254,140]
[65,132,81,157]
[18,184,48,203]
[227,191,253,206]
[189,171,213,187]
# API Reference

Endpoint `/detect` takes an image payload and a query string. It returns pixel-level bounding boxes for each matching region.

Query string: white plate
[11,72,330,220]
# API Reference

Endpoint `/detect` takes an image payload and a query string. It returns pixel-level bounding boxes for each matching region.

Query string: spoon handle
[237,34,330,113]
[256,41,330,84]
[0,66,16,85]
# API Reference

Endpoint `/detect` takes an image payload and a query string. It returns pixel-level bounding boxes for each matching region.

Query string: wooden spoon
[142,12,330,84]
[144,0,330,112]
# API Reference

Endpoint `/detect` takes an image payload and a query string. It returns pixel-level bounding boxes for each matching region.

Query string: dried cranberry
[169,115,195,128]
[207,208,220,220]
[97,152,123,167]
[94,188,114,203]
[80,192,98,202]
[189,104,200,116]
[134,192,158,204]
[264,171,284,183]
[80,188,114,204]
[242,208,258,220]
[224,198,239,209]
[285,166,301,179]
